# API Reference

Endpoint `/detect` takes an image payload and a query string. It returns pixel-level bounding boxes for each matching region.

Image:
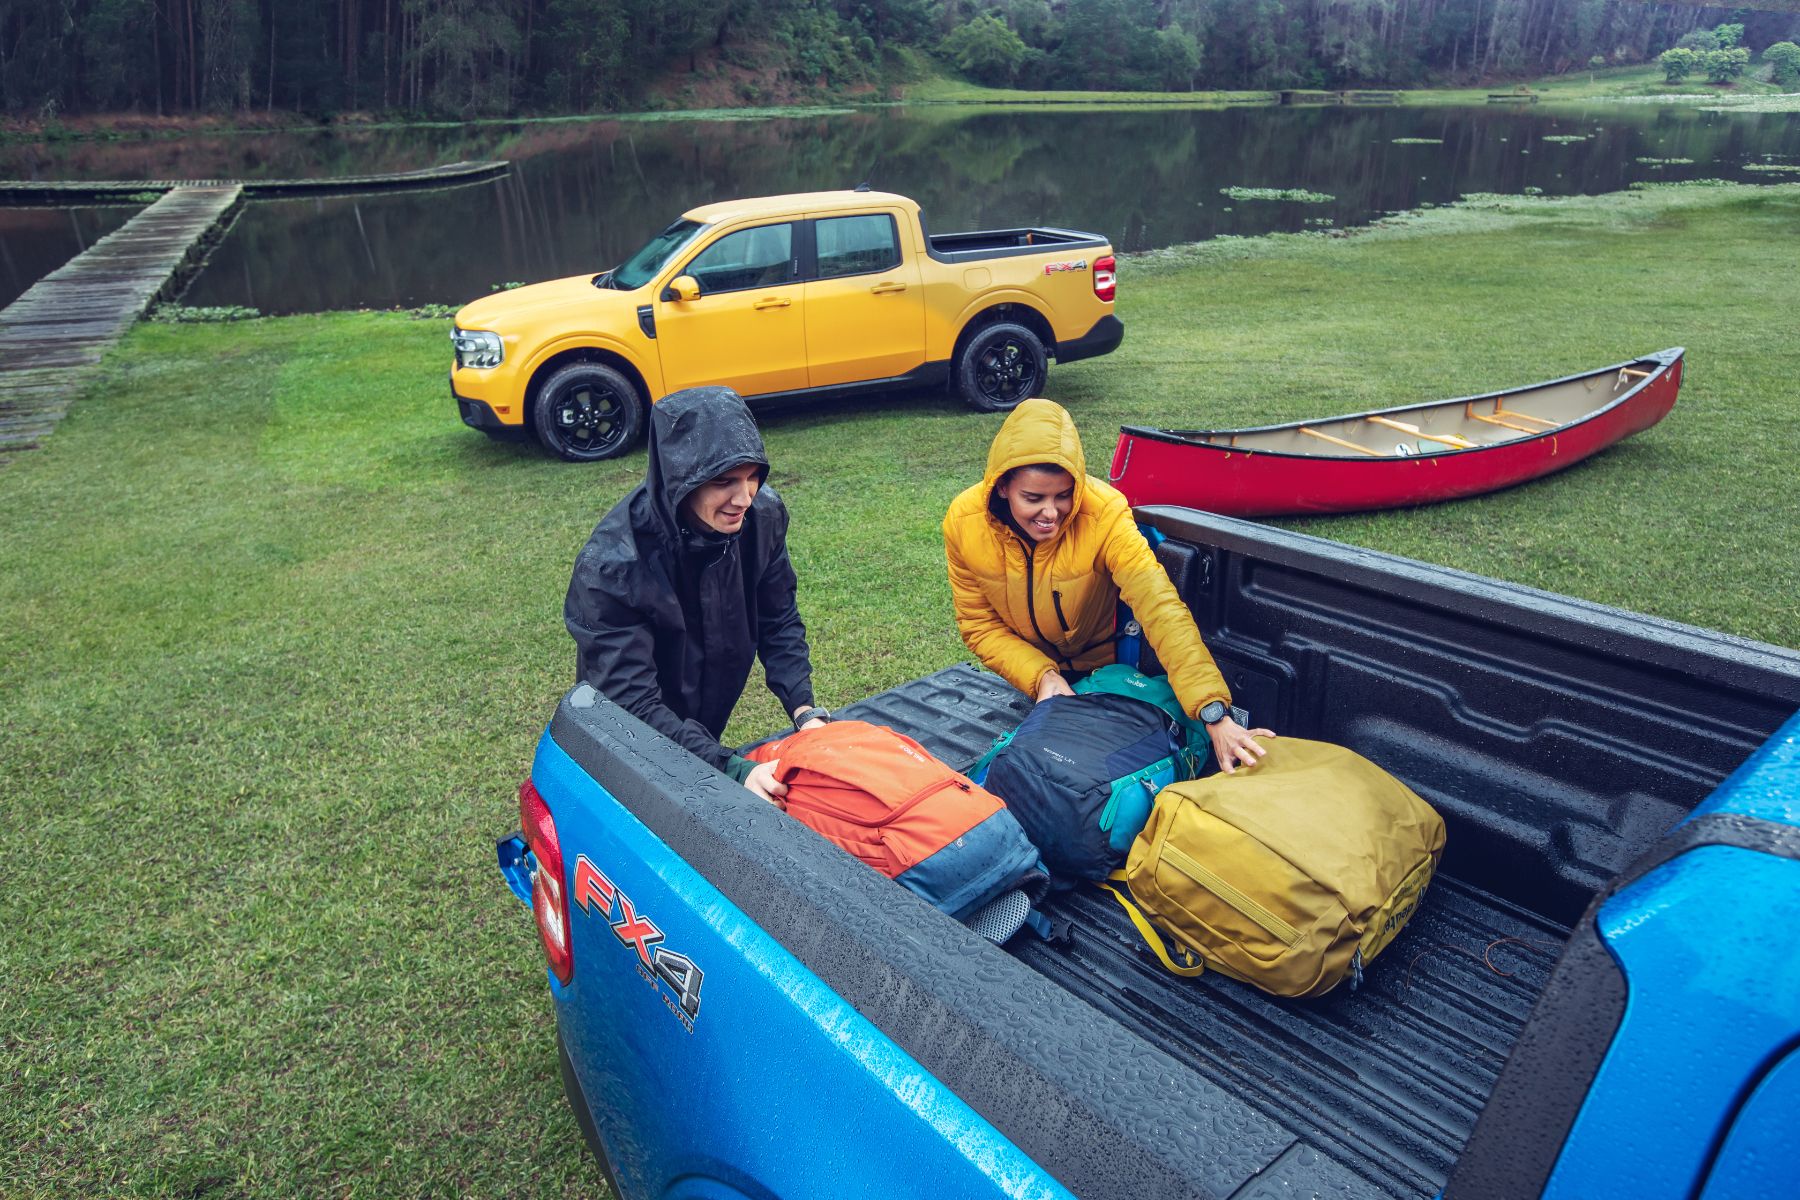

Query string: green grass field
[3,180,1798,1198]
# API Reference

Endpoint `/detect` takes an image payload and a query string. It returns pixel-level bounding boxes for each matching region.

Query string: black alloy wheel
[956,321,1048,413]
[533,362,645,461]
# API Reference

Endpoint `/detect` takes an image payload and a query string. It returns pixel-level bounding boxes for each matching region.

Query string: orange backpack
[748,721,1046,932]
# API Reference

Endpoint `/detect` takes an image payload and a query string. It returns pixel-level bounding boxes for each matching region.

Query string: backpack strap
[1022,908,1058,942]
[968,727,1018,786]
[1097,872,1206,978]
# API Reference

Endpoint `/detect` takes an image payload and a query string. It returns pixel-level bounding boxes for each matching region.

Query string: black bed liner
[834,664,1564,1199]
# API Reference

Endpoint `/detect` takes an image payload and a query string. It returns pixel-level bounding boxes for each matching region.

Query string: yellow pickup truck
[449,189,1122,460]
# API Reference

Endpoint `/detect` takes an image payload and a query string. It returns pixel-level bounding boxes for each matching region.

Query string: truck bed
[549,510,1800,1199]
[924,224,1107,263]
[834,665,1564,1199]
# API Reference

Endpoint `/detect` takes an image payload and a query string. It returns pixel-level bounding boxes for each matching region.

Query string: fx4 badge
[573,854,704,1029]
[1044,259,1088,275]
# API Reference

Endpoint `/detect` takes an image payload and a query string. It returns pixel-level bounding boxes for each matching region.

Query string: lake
[0,206,137,305]
[3,102,1796,313]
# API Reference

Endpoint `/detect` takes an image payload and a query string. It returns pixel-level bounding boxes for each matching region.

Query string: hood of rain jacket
[564,387,813,770]
[942,398,1230,717]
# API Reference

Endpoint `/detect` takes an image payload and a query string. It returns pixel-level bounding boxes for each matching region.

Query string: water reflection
[0,207,137,307]
[8,104,1795,315]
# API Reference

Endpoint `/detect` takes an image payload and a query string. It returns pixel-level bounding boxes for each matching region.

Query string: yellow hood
[453,273,639,331]
[983,399,1087,524]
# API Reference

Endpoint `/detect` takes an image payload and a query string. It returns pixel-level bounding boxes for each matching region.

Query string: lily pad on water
[1219,186,1335,203]
[1743,163,1800,173]
[1543,135,1588,143]
[1391,137,1443,145]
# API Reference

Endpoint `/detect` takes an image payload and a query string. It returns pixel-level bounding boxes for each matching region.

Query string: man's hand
[744,759,788,805]
[1209,717,1277,775]
[792,705,829,731]
[1035,671,1075,702]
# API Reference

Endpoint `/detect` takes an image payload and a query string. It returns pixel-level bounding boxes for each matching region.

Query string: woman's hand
[1208,717,1277,775]
[1035,671,1075,702]
[743,759,788,805]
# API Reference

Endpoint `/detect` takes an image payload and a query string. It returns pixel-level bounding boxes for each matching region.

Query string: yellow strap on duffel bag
[1107,737,1446,998]
[1098,872,1205,977]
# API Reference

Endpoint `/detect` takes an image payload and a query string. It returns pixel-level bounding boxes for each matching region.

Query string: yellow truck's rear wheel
[957,322,1047,413]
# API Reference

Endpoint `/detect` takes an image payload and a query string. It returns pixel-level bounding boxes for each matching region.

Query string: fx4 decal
[1043,259,1089,274]
[573,853,705,1029]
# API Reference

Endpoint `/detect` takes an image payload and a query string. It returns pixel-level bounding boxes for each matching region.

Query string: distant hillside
[2,1,1795,119]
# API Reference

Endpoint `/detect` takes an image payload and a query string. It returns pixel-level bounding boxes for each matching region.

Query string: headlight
[452,328,504,369]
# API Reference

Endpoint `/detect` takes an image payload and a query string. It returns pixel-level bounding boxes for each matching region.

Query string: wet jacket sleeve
[753,504,814,717]
[944,520,1059,698]
[565,572,735,771]
[1099,507,1232,718]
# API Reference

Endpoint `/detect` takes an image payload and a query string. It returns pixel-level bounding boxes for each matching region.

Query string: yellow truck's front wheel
[533,363,645,462]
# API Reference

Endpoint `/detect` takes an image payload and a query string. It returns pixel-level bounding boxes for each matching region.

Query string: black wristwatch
[793,706,833,728]
[1199,701,1228,726]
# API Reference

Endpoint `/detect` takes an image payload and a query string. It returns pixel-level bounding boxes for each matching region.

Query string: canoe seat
[1299,426,1382,456]
[1467,408,1543,434]
[1365,414,1476,449]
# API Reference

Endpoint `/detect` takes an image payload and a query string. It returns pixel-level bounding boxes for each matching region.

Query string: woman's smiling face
[683,462,762,533]
[997,465,1076,542]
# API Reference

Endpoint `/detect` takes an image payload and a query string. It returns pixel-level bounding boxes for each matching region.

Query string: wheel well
[525,348,650,422]
[952,303,1058,374]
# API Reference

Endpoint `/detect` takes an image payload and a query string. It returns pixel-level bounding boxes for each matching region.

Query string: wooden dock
[0,185,241,462]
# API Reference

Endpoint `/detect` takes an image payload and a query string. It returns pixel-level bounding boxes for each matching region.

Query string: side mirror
[665,275,700,303]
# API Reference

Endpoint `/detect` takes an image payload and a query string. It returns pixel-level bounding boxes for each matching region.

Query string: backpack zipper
[1162,842,1303,948]
[783,772,968,827]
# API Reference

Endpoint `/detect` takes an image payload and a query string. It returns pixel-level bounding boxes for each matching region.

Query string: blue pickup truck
[498,507,1800,1200]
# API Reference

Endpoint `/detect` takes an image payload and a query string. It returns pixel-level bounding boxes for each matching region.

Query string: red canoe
[1109,348,1683,517]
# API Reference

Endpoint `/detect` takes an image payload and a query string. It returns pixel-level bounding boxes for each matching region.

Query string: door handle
[870,282,908,295]
[753,296,792,310]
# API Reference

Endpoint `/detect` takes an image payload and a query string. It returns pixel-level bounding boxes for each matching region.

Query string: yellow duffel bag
[1101,737,1446,998]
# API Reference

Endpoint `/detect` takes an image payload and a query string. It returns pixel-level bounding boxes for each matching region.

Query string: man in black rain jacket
[564,386,825,801]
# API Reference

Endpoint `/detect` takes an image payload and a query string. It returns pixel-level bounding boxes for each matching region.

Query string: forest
[2,0,1797,118]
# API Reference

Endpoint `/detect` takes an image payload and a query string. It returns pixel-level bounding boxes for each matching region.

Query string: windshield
[608,218,707,290]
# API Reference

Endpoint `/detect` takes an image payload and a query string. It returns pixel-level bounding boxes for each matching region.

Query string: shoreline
[4,65,1785,145]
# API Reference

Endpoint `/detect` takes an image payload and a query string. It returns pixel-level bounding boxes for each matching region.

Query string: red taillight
[1093,255,1116,303]
[520,779,573,985]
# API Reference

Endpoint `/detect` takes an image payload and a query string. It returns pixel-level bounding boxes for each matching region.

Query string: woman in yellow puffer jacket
[943,399,1275,772]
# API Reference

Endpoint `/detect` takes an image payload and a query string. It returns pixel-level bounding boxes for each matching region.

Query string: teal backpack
[968,666,1212,865]
[974,692,1185,877]
[970,665,1216,786]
